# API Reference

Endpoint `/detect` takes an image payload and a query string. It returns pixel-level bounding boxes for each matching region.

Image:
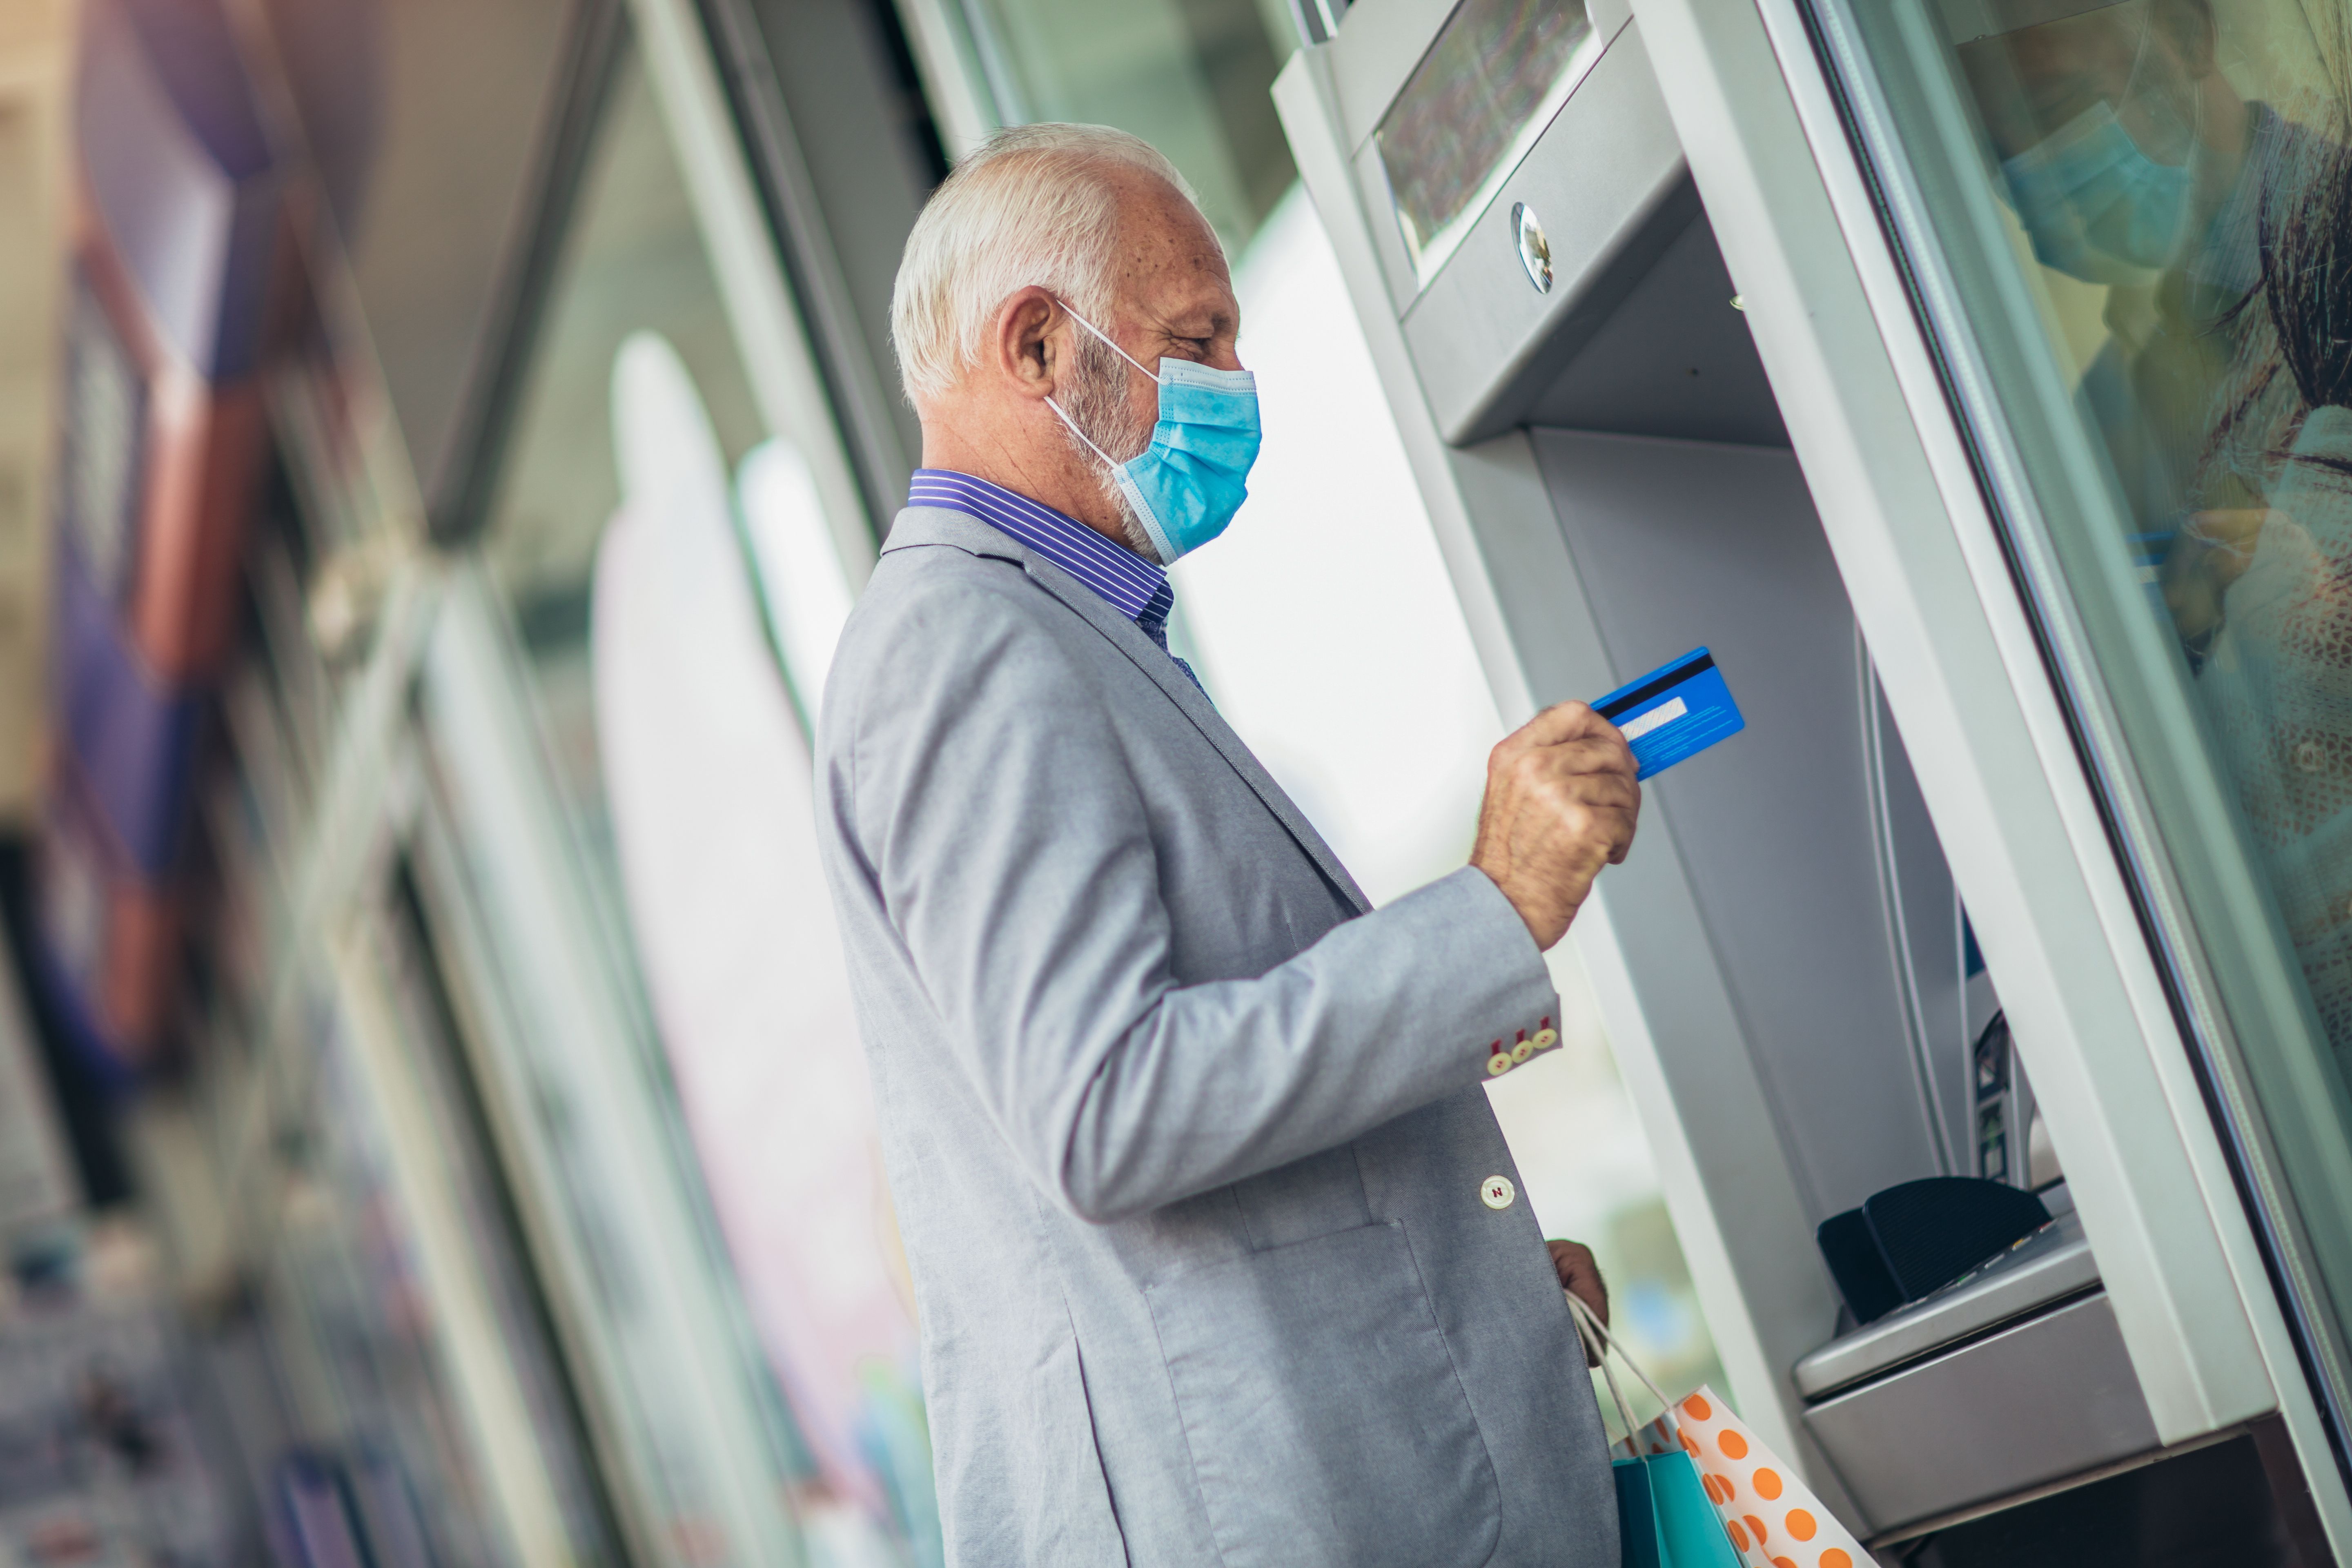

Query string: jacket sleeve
[843,574,1561,1223]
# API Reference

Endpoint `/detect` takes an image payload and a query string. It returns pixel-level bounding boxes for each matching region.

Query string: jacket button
[1532,1027,1559,1050]
[1481,1176,1516,1210]
[1510,1038,1535,1063]
[1486,1053,1512,1076]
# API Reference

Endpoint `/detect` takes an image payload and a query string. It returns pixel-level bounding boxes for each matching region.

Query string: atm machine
[1275,0,2352,1558]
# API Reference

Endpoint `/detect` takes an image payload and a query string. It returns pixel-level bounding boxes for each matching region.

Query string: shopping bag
[1568,1295,1743,1568]
[1653,1383,1871,1568]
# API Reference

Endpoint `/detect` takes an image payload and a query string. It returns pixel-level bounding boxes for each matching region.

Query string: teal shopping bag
[1613,1450,1742,1568]
[1613,1455,1665,1568]
[1573,1296,1746,1568]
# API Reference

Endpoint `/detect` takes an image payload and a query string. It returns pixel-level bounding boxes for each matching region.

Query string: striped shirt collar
[907,468,1169,625]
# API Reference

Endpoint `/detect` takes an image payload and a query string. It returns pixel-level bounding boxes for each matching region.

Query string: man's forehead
[1108,172,1222,263]
[1104,170,1234,323]
[1138,261,1237,332]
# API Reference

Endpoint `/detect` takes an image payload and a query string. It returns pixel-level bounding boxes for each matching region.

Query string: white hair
[890,123,1205,406]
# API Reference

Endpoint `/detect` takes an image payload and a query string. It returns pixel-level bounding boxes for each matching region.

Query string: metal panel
[1392,24,1683,440]
[1794,1211,2098,1398]
[1865,669,1971,1173]
[1803,1292,2159,1532]
[1280,0,2349,1530]
[421,572,811,1566]
[1617,0,2289,1450]
[1530,428,1945,1220]
[885,0,998,156]
[1518,213,1784,447]
[1277,45,1851,1511]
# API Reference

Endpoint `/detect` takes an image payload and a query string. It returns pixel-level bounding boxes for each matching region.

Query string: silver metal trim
[1795,1212,2098,1398]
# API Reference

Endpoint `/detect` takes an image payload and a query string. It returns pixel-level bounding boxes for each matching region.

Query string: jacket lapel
[884,508,1373,916]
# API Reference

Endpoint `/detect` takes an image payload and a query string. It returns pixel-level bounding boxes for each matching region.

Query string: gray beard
[1111,497,1159,564]
[1057,334,1163,564]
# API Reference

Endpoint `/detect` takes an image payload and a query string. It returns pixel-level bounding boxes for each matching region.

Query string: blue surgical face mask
[2002,100,2194,283]
[1046,302,1261,564]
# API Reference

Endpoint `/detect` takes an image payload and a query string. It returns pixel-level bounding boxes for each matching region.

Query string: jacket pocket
[1145,1221,1500,1568]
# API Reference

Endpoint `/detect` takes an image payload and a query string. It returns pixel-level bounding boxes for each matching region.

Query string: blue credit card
[1592,647,1745,781]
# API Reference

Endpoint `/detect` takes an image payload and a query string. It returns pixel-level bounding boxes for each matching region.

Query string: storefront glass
[947,0,1297,249]
[258,0,583,494]
[262,942,613,1568]
[1805,0,2352,1436]
[439,29,939,1568]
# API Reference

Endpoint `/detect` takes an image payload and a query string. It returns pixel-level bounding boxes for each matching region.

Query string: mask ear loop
[1042,296,1162,467]
[1045,398,1117,466]
[1054,298,1165,385]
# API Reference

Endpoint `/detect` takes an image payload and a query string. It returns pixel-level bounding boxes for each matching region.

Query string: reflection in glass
[469,39,940,1568]
[592,333,935,1557]
[1813,0,2352,1427]
[1953,0,2352,1030]
[1374,0,1599,282]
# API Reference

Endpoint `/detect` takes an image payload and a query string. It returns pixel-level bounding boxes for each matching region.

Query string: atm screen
[1374,0,1604,284]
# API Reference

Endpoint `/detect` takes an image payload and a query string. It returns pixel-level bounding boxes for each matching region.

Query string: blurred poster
[42,0,289,1068]
[590,334,940,1564]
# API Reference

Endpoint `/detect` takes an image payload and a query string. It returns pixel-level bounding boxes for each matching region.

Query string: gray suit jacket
[815,506,1619,1568]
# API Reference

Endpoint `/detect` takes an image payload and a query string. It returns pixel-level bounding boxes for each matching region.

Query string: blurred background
[0,0,1719,1562]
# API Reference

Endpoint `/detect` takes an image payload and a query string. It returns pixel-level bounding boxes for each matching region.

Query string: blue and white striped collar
[906,468,1169,624]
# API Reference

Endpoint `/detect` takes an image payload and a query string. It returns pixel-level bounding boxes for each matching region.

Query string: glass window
[1805,0,2352,1429]
[952,0,1297,250]
[267,945,614,1568]
[259,0,581,492]
[445,34,939,1568]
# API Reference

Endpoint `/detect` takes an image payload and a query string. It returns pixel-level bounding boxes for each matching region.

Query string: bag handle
[1567,1292,1681,1457]
[1570,1294,1645,1457]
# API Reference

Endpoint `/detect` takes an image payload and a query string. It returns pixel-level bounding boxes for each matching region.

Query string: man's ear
[991,287,1062,401]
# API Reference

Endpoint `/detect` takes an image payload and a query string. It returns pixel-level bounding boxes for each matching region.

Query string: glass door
[1801,0,2352,1470]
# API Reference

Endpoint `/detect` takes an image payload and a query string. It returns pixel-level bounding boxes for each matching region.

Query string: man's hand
[1550,1239,1609,1367]
[1471,701,1641,949]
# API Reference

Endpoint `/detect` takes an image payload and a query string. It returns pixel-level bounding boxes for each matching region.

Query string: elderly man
[815,122,1639,1566]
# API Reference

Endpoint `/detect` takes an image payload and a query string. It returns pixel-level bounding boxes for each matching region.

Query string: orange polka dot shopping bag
[1569,1295,1871,1568]
[1657,1388,1870,1568]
